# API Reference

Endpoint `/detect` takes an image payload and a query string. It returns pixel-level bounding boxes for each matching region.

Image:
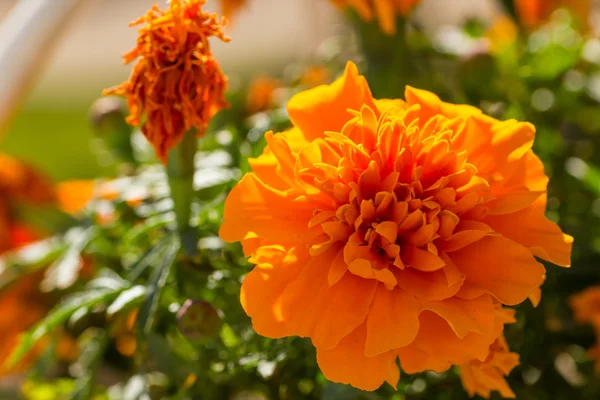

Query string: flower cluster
[220,62,572,393]
[330,0,422,35]
[104,0,230,162]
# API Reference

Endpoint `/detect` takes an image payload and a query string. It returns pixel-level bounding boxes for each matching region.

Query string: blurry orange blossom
[104,0,230,163]
[515,0,590,30]
[220,0,246,20]
[570,286,600,372]
[246,76,282,115]
[219,61,573,391]
[300,65,331,88]
[330,0,422,35]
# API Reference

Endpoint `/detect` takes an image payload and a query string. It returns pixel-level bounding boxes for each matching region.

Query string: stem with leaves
[167,129,198,256]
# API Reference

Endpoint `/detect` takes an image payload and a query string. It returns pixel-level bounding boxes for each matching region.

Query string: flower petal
[287,61,376,141]
[279,246,378,349]
[484,194,573,266]
[241,246,309,338]
[365,286,421,356]
[220,174,319,244]
[316,323,399,391]
[396,267,463,302]
[449,236,545,305]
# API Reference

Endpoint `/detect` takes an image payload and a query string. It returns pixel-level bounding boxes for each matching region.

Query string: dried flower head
[219,62,572,391]
[104,0,230,162]
[330,0,422,35]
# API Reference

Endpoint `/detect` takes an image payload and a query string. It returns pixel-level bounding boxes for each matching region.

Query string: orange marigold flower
[103,0,230,163]
[515,0,589,30]
[460,336,520,399]
[330,0,422,35]
[246,76,282,115]
[219,61,573,391]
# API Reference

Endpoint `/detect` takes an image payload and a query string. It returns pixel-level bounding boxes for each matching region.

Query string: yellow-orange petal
[365,286,421,356]
[241,246,309,338]
[287,62,376,141]
[449,236,545,306]
[220,174,319,244]
[484,195,573,267]
[316,323,399,391]
[55,180,95,215]
[396,267,463,302]
[279,247,378,350]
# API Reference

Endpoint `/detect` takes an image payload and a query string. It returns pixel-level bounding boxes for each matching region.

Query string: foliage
[2,1,600,399]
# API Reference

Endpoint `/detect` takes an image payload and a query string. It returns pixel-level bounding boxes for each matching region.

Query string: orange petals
[316,323,399,391]
[450,236,545,305]
[287,62,375,141]
[220,61,571,393]
[365,286,421,356]
[220,174,318,244]
[240,247,308,338]
[485,195,573,266]
[279,247,378,350]
[330,0,422,36]
[103,0,229,162]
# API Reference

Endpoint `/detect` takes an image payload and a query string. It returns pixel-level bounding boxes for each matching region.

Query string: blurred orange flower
[300,65,331,88]
[220,61,572,391]
[330,0,422,35]
[0,155,95,375]
[104,0,230,163]
[220,0,246,20]
[515,0,589,30]
[570,286,600,372]
[246,76,282,115]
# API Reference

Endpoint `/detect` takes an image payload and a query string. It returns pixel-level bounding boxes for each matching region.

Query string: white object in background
[0,0,87,133]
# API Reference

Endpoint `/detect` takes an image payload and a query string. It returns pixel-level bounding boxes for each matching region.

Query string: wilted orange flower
[104,0,230,163]
[515,0,589,30]
[570,286,600,372]
[220,61,572,391]
[330,0,422,35]
[246,76,281,115]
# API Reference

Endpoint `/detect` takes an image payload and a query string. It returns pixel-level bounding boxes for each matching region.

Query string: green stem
[350,13,415,99]
[167,129,198,256]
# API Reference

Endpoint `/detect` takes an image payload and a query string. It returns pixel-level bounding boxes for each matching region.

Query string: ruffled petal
[241,246,309,337]
[279,246,378,349]
[220,174,319,244]
[365,286,421,356]
[484,194,573,267]
[287,62,376,141]
[316,323,399,391]
[449,236,545,305]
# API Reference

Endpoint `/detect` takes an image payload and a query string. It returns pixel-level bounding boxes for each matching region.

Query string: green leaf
[220,323,240,348]
[136,236,180,341]
[127,236,172,281]
[0,237,67,291]
[42,227,98,291]
[107,285,147,317]
[120,214,172,253]
[69,329,109,400]
[7,288,122,369]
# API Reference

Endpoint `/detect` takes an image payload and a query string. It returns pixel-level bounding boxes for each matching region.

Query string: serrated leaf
[136,236,180,340]
[107,285,147,317]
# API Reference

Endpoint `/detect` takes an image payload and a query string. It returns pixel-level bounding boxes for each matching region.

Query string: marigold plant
[570,286,600,373]
[330,0,422,35]
[103,0,230,162]
[220,61,573,391]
